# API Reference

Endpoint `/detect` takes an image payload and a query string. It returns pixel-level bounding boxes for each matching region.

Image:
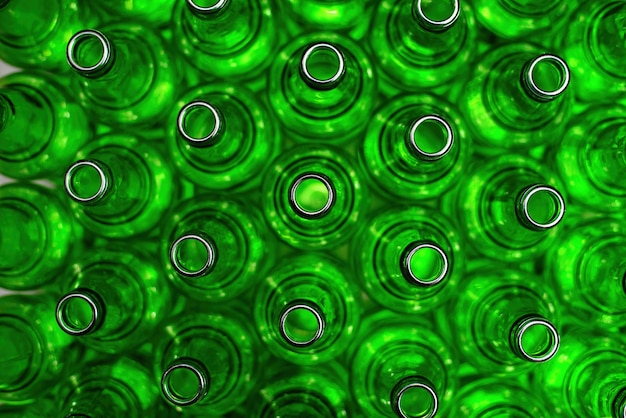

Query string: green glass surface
[461,43,572,150]
[166,83,280,191]
[254,253,361,365]
[161,195,271,302]
[0,71,92,179]
[64,133,173,238]
[361,94,470,200]
[263,145,365,249]
[0,182,82,290]
[59,357,158,418]
[369,0,477,94]
[448,154,566,261]
[449,262,560,374]
[350,310,456,418]
[66,23,178,127]
[268,32,376,143]
[0,294,75,405]
[352,205,463,314]
[172,0,277,80]
[562,0,626,101]
[155,307,258,415]
[0,0,98,70]
[93,0,175,27]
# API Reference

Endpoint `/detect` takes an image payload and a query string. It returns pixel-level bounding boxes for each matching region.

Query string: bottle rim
[516,184,565,230]
[300,43,346,90]
[169,232,217,278]
[391,377,439,418]
[161,357,210,407]
[522,54,570,101]
[407,115,455,161]
[177,101,223,146]
[55,289,105,336]
[186,0,229,14]
[67,30,113,76]
[511,316,560,363]
[65,160,111,204]
[288,173,336,219]
[413,0,460,32]
[401,241,449,287]
[278,301,326,348]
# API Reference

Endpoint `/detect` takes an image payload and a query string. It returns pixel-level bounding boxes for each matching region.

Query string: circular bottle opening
[408,115,454,161]
[186,0,228,13]
[300,43,346,90]
[162,358,210,407]
[512,317,560,362]
[289,173,336,219]
[523,54,570,101]
[402,242,449,286]
[56,290,103,336]
[64,160,109,204]
[177,101,222,146]
[413,0,460,31]
[517,185,565,230]
[67,30,112,75]
[279,302,325,347]
[170,233,216,278]
[393,380,439,418]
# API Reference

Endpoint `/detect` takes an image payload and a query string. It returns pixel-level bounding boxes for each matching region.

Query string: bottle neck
[400,240,450,287]
[67,30,116,78]
[177,100,225,148]
[56,288,105,336]
[0,0,58,45]
[390,376,439,418]
[277,300,326,348]
[411,0,460,32]
[64,159,113,206]
[169,231,218,278]
[520,54,570,102]
[161,357,210,407]
[585,119,626,193]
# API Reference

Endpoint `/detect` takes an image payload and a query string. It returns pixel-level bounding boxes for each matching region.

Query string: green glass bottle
[546,218,626,329]
[263,145,365,249]
[66,24,178,127]
[172,0,277,81]
[0,71,92,179]
[360,94,470,200]
[161,195,270,302]
[461,43,571,150]
[0,294,75,405]
[55,245,172,354]
[166,83,280,191]
[369,0,477,95]
[350,310,457,418]
[450,154,566,261]
[0,182,81,290]
[252,361,353,418]
[59,357,158,418]
[254,253,360,365]
[449,263,560,374]
[268,32,376,143]
[535,329,626,417]
[352,205,463,314]
[156,307,258,415]
[447,377,550,417]
[93,0,175,27]
[64,133,173,238]
[561,0,626,101]
[553,105,626,212]
[0,0,98,71]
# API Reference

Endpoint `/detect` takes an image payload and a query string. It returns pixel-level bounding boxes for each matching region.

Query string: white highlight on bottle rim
[404,242,449,286]
[525,54,570,99]
[515,317,560,362]
[279,303,325,347]
[300,43,346,87]
[67,30,112,73]
[64,160,109,203]
[161,361,209,406]
[289,173,336,218]
[56,291,101,336]
[186,0,228,13]
[520,185,565,229]
[177,101,222,144]
[395,381,439,418]
[170,233,215,277]
[415,0,460,30]
[409,115,454,160]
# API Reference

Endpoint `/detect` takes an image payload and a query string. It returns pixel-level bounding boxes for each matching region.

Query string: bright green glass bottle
[268,32,376,143]
[352,205,463,314]
[254,253,360,365]
[561,0,626,101]
[161,195,271,302]
[360,94,470,200]
[166,83,280,191]
[172,0,277,81]
[369,0,477,95]
[0,294,75,405]
[0,183,81,290]
[546,218,626,329]
[59,357,158,418]
[0,0,98,71]
[449,262,560,374]
[64,134,173,238]
[55,245,172,354]
[553,105,626,212]
[0,71,92,179]
[535,329,626,417]
[252,361,353,418]
[350,310,457,418]
[263,145,365,249]
[461,43,571,150]
[449,154,566,261]
[156,307,258,415]
[447,377,551,417]
[92,0,175,27]
[66,24,178,127]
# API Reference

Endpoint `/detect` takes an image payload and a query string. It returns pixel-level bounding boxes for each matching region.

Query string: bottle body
[93,0,175,27]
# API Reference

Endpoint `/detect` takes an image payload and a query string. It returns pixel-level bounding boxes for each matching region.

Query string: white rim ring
[65,160,109,203]
[170,234,215,278]
[279,303,325,347]
[56,291,101,336]
[515,317,560,363]
[186,0,228,13]
[404,242,449,286]
[525,54,570,99]
[177,101,222,144]
[289,173,336,218]
[67,30,112,73]
[409,115,455,160]
[415,0,460,30]
[520,185,565,230]
[162,361,209,406]
[395,382,439,418]
[300,43,346,87]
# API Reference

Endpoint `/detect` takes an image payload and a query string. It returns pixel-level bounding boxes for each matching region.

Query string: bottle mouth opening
[412,0,460,32]
[177,101,223,147]
[516,184,565,230]
[64,160,110,204]
[278,301,325,348]
[56,289,104,336]
[67,30,113,76]
[407,115,454,161]
[162,357,210,407]
[401,241,449,287]
[511,316,560,362]
[170,232,217,278]
[186,0,229,14]
[522,54,570,101]
[300,43,346,90]
[288,173,336,219]
[392,377,439,418]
